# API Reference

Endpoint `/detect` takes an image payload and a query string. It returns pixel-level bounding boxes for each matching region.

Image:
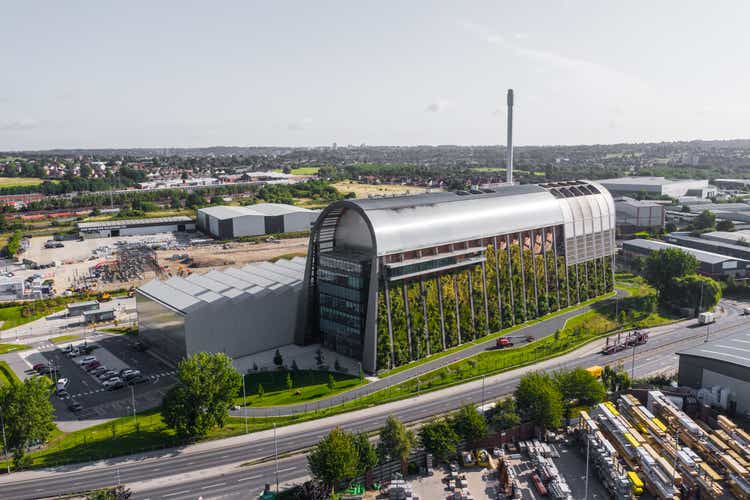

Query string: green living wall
[374,240,614,370]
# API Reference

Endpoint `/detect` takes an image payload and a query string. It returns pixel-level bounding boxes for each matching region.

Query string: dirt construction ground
[156,237,308,273]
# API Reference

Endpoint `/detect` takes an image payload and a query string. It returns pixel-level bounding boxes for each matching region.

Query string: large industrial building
[78,216,195,239]
[678,331,750,415]
[665,231,750,262]
[613,197,665,235]
[621,238,749,278]
[136,257,306,363]
[300,180,617,373]
[598,176,715,199]
[196,204,318,239]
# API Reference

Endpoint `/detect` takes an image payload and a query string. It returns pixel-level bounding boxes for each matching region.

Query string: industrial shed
[678,331,750,415]
[196,204,318,239]
[621,238,750,278]
[614,197,665,235]
[136,257,306,364]
[78,216,195,239]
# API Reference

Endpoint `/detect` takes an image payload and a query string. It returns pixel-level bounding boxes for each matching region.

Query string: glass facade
[317,251,370,359]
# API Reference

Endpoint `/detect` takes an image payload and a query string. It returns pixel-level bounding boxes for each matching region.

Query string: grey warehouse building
[598,176,715,199]
[621,238,749,278]
[678,331,750,415]
[614,197,665,235]
[136,257,306,363]
[196,204,318,239]
[78,216,195,239]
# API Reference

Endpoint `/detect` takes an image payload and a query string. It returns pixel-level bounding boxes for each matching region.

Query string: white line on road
[200,482,226,490]
[237,474,263,482]
[162,490,191,498]
[277,467,296,473]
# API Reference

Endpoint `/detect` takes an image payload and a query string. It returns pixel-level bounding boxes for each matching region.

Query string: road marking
[278,467,296,473]
[162,490,190,498]
[237,474,263,482]
[200,482,225,490]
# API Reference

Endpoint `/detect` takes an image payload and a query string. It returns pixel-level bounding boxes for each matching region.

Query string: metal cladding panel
[361,190,564,255]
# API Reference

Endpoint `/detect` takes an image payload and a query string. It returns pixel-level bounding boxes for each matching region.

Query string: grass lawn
[50,334,81,344]
[101,326,138,335]
[332,180,433,198]
[0,343,29,355]
[0,295,95,331]
[237,370,365,407]
[0,360,20,386]
[0,177,48,188]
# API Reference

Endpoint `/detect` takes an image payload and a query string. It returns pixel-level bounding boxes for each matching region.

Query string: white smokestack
[506,88,514,185]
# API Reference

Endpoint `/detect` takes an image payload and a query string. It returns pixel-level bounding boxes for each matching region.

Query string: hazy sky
[1,1,748,150]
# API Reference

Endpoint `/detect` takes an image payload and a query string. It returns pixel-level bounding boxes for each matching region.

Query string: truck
[585,365,604,378]
[698,312,716,325]
[497,337,514,348]
[496,335,535,348]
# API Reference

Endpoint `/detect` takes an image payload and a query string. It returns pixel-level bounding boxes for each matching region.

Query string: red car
[84,361,101,371]
[33,363,48,372]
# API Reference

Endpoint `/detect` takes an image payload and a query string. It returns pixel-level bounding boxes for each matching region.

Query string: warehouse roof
[78,216,193,230]
[666,232,750,256]
[599,176,707,186]
[622,238,746,265]
[136,256,307,313]
[614,196,664,208]
[701,230,750,245]
[318,180,615,256]
[198,203,314,220]
[678,331,750,369]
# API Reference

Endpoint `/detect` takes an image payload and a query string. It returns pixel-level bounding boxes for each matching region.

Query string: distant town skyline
[1,1,748,150]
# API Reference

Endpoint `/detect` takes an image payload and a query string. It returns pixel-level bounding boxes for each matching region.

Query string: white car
[56,378,69,390]
[103,377,123,388]
[76,355,96,365]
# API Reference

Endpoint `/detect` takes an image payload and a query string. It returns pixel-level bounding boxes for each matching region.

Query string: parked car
[68,401,83,413]
[66,348,80,357]
[98,370,117,381]
[57,389,69,398]
[79,345,95,355]
[36,365,51,374]
[122,370,141,380]
[62,344,74,353]
[76,355,96,365]
[84,361,101,371]
[56,378,69,391]
[128,375,148,385]
[32,363,48,372]
[104,377,124,389]
[90,366,108,376]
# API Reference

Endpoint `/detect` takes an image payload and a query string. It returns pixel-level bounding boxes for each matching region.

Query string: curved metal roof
[316,181,615,256]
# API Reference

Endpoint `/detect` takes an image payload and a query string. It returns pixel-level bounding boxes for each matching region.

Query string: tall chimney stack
[506,88,514,185]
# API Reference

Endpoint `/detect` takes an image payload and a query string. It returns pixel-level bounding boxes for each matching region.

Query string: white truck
[698,312,716,325]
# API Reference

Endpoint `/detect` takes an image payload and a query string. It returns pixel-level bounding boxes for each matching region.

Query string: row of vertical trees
[376,240,613,370]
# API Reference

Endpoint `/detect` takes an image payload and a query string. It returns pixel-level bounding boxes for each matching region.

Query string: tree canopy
[514,372,564,429]
[554,368,606,413]
[161,352,242,438]
[672,274,722,315]
[693,209,716,230]
[0,376,55,466]
[419,419,459,462]
[378,415,415,471]
[307,427,359,488]
[452,404,488,447]
[491,398,521,430]
[643,247,699,301]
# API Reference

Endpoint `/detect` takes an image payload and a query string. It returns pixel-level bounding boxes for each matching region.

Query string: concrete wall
[136,292,187,364]
[283,211,318,233]
[185,285,302,359]
[679,354,750,414]
[231,214,265,237]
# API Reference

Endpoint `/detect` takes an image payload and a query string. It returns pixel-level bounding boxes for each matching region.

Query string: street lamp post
[274,423,279,493]
[242,375,248,434]
[0,404,10,474]
[481,375,486,410]
[705,323,710,343]
[631,335,638,380]
[130,385,137,427]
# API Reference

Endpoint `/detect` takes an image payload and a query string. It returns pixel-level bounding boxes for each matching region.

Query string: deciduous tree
[419,419,459,462]
[307,427,358,488]
[452,404,488,447]
[514,372,564,429]
[161,352,242,438]
[378,415,414,473]
[0,376,55,466]
[643,248,699,301]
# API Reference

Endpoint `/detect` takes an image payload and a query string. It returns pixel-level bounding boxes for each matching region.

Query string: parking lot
[32,333,176,421]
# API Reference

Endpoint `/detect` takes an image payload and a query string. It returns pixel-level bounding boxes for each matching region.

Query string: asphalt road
[1,301,746,500]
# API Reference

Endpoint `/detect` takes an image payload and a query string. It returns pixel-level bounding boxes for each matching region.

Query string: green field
[0,343,29,355]
[237,370,364,407]
[0,305,52,331]
[272,167,320,175]
[0,177,48,188]
[101,326,137,335]
[0,360,19,386]
[50,334,81,344]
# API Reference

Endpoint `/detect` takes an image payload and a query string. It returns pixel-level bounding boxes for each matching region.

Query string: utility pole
[130,385,137,427]
[274,423,279,494]
[1,404,10,474]
[584,432,590,500]
[242,375,248,434]
[481,375,486,410]
[705,323,710,343]
[631,334,638,380]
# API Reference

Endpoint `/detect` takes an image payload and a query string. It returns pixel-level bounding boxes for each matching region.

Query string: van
[698,312,716,325]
